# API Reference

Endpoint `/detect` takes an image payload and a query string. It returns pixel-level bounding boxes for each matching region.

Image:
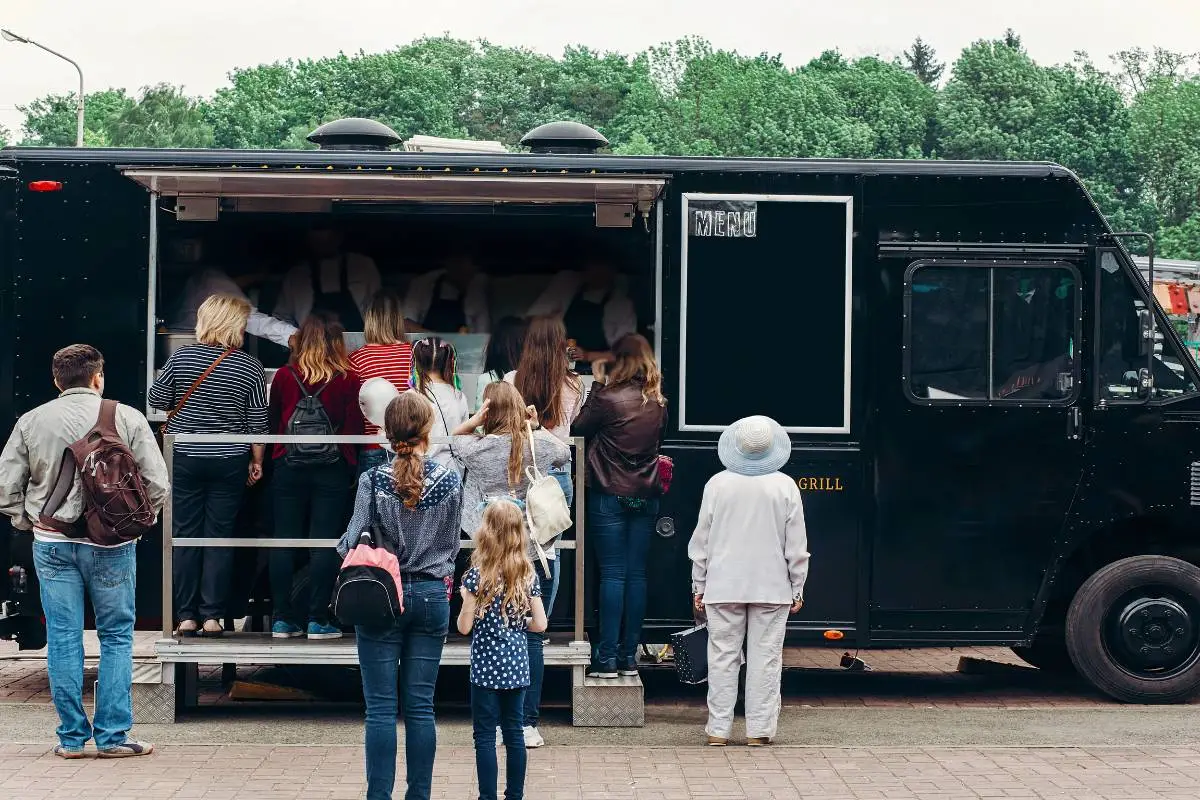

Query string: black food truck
[3,119,1200,705]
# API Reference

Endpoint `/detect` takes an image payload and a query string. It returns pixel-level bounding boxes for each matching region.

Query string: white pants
[704,602,789,740]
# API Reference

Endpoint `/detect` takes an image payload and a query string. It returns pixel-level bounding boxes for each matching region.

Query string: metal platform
[155,631,591,667]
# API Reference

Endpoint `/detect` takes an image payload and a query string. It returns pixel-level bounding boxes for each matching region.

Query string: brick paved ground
[3,639,1125,710]
[4,742,1200,799]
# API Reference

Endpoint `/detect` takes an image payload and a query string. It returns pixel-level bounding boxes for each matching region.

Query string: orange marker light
[28,180,63,192]
[823,630,845,641]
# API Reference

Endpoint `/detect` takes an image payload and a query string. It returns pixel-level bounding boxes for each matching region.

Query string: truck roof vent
[307,118,403,151]
[520,121,608,154]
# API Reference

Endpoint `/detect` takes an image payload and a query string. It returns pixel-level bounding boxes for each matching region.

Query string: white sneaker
[524,725,545,748]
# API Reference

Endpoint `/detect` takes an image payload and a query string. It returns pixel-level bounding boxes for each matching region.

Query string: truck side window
[907,264,1078,403]
[1097,252,1197,402]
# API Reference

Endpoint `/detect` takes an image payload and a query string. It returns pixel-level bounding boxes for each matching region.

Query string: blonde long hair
[386,393,433,508]
[363,290,407,346]
[470,501,536,621]
[480,381,530,488]
[195,293,251,349]
[607,334,666,406]
[291,311,350,385]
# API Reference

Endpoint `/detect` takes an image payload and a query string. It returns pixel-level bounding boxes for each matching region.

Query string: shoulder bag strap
[525,422,545,482]
[169,348,235,422]
[428,388,464,473]
[97,399,120,437]
[289,366,312,398]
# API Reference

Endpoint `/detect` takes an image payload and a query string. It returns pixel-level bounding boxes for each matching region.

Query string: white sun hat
[359,377,401,451]
[717,415,791,476]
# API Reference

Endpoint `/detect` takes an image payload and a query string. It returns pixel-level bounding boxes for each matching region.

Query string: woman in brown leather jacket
[571,334,667,678]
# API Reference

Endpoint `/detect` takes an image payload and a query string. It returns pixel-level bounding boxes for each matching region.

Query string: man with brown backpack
[0,344,169,758]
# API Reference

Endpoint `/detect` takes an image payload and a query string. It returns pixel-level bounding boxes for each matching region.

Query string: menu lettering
[690,200,757,238]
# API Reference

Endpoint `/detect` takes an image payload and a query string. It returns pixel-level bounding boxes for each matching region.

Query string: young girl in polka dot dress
[457,499,548,800]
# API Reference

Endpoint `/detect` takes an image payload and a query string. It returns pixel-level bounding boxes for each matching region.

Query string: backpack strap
[525,422,544,481]
[38,448,81,533]
[290,366,332,400]
[96,399,120,437]
[169,348,235,423]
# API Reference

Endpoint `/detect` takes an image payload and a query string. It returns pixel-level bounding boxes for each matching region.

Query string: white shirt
[403,269,490,333]
[274,253,381,327]
[413,383,471,474]
[526,271,637,348]
[170,268,297,348]
[688,471,810,605]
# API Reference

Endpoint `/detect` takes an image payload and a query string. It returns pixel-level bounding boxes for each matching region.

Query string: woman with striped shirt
[149,294,268,637]
[348,291,412,475]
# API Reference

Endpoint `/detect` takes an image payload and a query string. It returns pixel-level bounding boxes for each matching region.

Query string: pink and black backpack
[332,472,403,627]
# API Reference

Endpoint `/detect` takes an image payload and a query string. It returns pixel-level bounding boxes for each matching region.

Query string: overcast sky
[2,0,1198,137]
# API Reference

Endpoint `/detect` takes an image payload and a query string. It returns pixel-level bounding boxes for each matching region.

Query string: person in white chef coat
[274,227,381,331]
[403,253,490,334]
[526,258,637,373]
[167,238,297,348]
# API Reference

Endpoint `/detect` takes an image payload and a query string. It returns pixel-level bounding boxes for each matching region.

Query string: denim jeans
[472,684,527,800]
[32,540,136,752]
[524,556,559,727]
[270,460,351,624]
[548,466,574,508]
[357,448,391,477]
[172,453,248,623]
[588,490,660,666]
[356,580,450,800]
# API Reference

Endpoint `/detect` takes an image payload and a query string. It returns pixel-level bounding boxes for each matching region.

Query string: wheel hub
[1113,596,1197,672]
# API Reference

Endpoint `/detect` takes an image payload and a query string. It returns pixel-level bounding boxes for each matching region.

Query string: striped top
[149,344,269,458]
[348,343,413,449]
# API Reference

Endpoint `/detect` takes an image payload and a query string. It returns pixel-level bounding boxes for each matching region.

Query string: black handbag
[670,624,709,684]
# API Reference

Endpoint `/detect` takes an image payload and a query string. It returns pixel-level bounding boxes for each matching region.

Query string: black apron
[421,274,468,332]
[310,255,364,331]
[562,288,611,376]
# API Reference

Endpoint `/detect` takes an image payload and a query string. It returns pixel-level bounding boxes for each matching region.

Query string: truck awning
[120,168,666,208]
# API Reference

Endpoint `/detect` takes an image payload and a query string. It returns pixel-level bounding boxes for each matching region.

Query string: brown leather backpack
[39,399,156,546]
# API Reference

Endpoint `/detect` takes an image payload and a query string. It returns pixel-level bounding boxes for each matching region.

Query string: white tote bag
[523,423,572,572]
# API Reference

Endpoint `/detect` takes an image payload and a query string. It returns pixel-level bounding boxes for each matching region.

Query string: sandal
[174,620,198,637]
[199,620,224,637]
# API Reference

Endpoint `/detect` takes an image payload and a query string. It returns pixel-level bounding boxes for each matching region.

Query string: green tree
[902,37,944,87]
[1159,215,1200,260]
[108,85,214,148]
[0,125,9,148]
[1127,75,1200,227]
[19,88,134,146]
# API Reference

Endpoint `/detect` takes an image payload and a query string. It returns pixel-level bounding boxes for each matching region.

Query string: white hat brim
[717,416,792,476]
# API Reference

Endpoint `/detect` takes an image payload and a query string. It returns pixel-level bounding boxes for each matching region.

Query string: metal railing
[160,433,587,645]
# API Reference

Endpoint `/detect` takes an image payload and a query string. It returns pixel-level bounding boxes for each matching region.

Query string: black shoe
[617,658,639,677]
[587,660,618,679]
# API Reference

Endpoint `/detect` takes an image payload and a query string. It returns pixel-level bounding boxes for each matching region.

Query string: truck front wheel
[1065,555,1200,703]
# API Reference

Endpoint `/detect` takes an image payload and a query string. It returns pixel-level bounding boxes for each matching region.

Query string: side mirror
[1137,367,1153,400]
[1138,308,1154,356]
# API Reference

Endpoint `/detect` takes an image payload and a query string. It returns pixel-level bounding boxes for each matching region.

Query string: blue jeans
[356,580,451,800]
[32,540,136,752]
[358,448,391,476]
[524,556,560,727]
[549,466,574,508]
[588,491,660,667]
[472,684,527,800]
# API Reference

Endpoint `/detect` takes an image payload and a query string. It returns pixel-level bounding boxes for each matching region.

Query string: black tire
[1011,636,1075,674]
[1065,555,1200,703]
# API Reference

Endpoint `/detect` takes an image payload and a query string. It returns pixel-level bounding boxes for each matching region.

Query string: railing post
[161,434,174,639]
[573,436,586,643]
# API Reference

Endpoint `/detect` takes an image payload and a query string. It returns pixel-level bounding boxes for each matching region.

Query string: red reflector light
[28,180,63,192]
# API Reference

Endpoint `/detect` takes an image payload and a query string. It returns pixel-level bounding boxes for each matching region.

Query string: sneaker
[618,658,639,677]
[307,620,343,640]
[53,745,86,759]
[524,725,545,748]
[271,620,304,639]
[98,740,154,758]
[587,660,618,679]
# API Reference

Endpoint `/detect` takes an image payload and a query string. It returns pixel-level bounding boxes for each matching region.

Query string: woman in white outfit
[687,416,810,747]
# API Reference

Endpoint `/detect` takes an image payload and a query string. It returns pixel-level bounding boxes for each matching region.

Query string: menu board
[680,195,852,433]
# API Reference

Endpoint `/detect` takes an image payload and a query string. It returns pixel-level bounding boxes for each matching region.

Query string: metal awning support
[121,168,665,210]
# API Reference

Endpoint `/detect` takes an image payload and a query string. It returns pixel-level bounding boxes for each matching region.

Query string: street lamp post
[1,29,84,147]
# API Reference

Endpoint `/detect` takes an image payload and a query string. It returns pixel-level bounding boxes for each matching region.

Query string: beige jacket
[0,388,170,539]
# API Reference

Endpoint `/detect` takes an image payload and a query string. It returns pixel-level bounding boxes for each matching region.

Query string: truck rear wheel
[1065,555,1200,703]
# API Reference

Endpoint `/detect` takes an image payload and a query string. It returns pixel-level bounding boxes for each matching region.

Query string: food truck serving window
[903,261,1082,404]
[679,193,853,434]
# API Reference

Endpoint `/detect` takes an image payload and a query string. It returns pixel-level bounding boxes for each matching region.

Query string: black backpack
[332,472,404,627]
[284,368,340,466]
